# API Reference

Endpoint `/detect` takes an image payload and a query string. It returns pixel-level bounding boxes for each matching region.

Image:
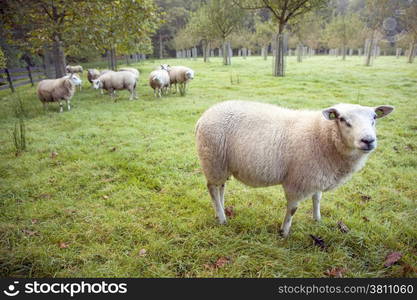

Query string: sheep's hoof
[278,229,290,238]
[218,218,227,225]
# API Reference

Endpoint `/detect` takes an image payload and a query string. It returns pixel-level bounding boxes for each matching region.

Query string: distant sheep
[92,71,137,101]
[196,101,394,237]
[119,67,140,80]
[166,65,194,96]
[87,69,100,84]
[37,74,82,112]
[149,66,170,97]
[66,65,83,75]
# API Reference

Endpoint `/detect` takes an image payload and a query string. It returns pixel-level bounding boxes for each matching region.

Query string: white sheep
[92,71,137,101]
[119,67,140,80]
[149,66,170,98]
[195,101,394,237]
[37,74,82,113]
[66,65,83,75]
[166,65,194,95]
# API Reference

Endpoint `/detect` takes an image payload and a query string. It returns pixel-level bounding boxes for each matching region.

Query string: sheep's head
[185,70,194,80]
[322,104,394,153]
[64,74,82,86]
[160,64,171,72]
[92,79,102,89]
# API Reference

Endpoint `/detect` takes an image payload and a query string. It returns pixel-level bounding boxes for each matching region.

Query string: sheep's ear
[322,107,340,120]
[374,105,394,118]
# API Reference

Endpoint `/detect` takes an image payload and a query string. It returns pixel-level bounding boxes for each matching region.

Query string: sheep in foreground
[166,65,194,96]
[149,67,170,98]
[92,71,137,101]
[66,65,83,75]
[119,67,140,80]
[195,101,394,237]
[37,74,82,113]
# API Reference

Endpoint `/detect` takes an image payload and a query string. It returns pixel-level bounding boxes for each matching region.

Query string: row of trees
[172,0,417,76]
[1,0,163,77]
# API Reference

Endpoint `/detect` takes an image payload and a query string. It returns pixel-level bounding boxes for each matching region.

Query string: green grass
[0,55,416,278]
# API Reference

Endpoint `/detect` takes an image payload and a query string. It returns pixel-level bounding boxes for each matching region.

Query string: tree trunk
[109,46,117,71]
[159,33,163,59]
[365,31,375,66]
[297,43,302,63]
[222,41,230,65]
[273,32,285,76]
[408,41,416,63]
[52,35,66,78]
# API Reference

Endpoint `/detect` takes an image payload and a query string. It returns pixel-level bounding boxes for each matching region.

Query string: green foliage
[0,56,416,277]
[11,97,27,156]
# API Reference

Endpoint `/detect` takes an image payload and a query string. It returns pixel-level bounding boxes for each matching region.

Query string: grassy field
[0,55,416,278]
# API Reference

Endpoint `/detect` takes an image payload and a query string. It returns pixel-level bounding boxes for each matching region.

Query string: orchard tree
[254,19,275,60]
[401,1,417,63]
[78,0,161,70]
[235,0,328,76]
[0,48,6,68]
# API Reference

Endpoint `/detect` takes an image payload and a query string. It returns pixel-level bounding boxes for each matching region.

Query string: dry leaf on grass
[384,251,402,267]
[324,267,347,278]
[138,249,147,257]
[102,195,109,200]
[51,151,58,159]
[224,206,235,218]
[362,216,370,222]
[204,257,231,270]
[110,147,117,152]
[309,234,328,251]
[58,242,69,249]
[22,229,38,236]
[337,220,350,233]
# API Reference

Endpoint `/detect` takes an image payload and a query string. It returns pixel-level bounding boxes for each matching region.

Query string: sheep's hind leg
[312,192,322,221]
[219,183,225,208]
[67,99,71,111]
[207,183,227,224]
[58,101,63,113]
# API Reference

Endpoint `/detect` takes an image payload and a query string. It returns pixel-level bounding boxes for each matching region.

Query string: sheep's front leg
[312,192,322,221]
[207,183,227,224]
[280,191,302,237]
[67,99,71,111]
[219,183,225,208]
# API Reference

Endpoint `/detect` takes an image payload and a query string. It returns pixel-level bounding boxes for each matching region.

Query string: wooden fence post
[27,66,34,86]
[5,68,15,92]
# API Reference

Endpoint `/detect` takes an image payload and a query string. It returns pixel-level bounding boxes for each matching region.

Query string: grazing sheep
[166,65,194,96]
[196,101,394,237]
[87,69,101,84]
[66,65,83,75]
[119,67,140,80]
[37,74,82,113]
[149,67,170,98]
[92,71,137,101]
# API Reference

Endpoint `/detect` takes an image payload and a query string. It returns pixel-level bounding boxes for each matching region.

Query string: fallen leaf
[310,234,328,250]
[51,151,58,159]
[224,206,235,218]
[215,256,231,268]
[138,249,147,257]
[401,264,417,277]
[22,229,38,236]
[360,194,372,202]
[324,267,347,278]
[384,251,402,267]
[110,147,117,152]
[102,178,114,183]
[37,193,51,200]
[362,216,370,222]
[102,195,109,200]
[204,257,231,270]
[58,242,69,249]
[31,219,38,225]
[337,220,350,233]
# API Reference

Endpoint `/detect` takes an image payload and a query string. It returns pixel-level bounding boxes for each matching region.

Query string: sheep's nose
[361,137,375,145]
